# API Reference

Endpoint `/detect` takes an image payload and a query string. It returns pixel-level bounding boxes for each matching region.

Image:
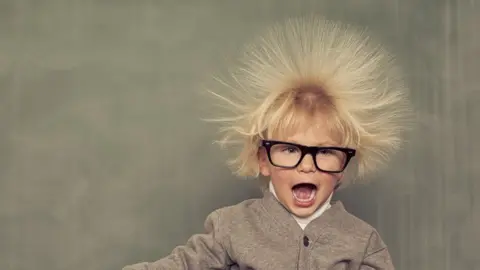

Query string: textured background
[1,1,479,269]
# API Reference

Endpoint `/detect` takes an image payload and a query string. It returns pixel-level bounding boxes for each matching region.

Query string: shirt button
[303,236,309,247]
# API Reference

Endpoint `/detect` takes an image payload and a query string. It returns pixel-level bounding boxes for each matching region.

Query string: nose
[297,153,316,173]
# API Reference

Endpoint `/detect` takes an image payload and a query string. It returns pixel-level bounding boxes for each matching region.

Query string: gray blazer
[123,191,394,269]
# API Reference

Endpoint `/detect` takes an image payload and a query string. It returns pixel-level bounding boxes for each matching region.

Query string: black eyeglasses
[261,140,356,173]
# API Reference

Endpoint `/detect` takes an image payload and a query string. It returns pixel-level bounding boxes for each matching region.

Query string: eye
[318,149,334,155]
[284,147,298,153]
[282,146,299,153]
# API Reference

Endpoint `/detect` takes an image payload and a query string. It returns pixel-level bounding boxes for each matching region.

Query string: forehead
[269,113,341,146]
[280,126,338,146]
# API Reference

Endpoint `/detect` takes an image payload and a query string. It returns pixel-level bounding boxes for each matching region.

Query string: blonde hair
[204,16,412,183]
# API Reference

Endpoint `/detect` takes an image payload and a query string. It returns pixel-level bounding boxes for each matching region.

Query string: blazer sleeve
[122,209,231,270]
[359,230,395,270]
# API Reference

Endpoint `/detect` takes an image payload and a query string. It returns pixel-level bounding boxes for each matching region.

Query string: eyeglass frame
[260,140,356,173]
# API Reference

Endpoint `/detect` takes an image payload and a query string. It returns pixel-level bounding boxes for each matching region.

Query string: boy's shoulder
[201,196,266,235]
[213,196,264,220]
[327,200,385,244]
[331,200,376,230]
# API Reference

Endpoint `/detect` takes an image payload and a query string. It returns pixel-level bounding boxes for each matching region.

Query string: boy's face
[258,123,344,218]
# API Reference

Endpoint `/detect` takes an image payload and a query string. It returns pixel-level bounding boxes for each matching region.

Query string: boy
[123,16,412,270]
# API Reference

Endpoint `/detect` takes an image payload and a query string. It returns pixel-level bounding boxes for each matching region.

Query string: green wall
[1,1,479,269]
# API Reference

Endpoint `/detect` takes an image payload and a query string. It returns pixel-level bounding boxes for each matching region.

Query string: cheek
[318,174,342,195]
[269,169,293,190]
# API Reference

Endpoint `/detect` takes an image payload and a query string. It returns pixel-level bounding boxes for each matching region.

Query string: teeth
[293,189,316,202]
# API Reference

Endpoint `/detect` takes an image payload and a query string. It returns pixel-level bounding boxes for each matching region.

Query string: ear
[257,148,271,177]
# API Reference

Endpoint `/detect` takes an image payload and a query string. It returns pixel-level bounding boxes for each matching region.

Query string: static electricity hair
[205,16,412,183]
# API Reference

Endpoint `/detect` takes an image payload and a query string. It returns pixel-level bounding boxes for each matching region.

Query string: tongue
[293,185,315,200]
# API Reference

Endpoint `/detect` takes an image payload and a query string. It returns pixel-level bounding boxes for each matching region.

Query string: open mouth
[292,183,317,206]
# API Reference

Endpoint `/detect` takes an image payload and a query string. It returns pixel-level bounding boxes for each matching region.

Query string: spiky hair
[205,16,412,183]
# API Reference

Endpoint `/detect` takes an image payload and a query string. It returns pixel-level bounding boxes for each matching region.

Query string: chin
[289,207,317,218]
[287,201,321,218]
